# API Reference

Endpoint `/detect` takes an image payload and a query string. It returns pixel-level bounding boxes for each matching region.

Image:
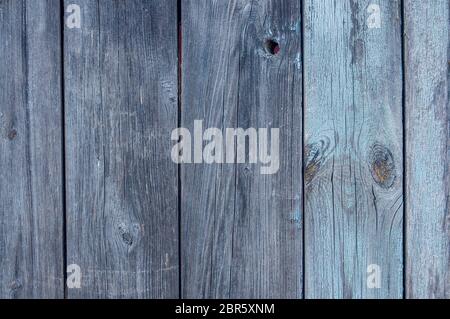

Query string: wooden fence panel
[303,0,404,298]
[181,0,303,298]
[64,0,179,298]
[0,0,64,298]
[404,0,449,299]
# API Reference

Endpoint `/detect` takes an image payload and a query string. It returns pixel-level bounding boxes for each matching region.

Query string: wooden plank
[64,0,179,298]
[0,0,64,298]
[404,0,449,299]
[303,0,403,298]
[181,0,303,298]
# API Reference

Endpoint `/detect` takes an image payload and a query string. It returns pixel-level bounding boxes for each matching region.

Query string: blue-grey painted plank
[404,0,449,299]
[0,0,64,298]
[303,0,403,298]
[64,0,179,298]
[181,0,303,298]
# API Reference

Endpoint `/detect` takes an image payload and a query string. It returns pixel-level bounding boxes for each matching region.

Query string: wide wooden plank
[303,0,403,298]
[0,0,64,298]
[181,0,303,298]
[64,0,179,298]
[404,0,449,299]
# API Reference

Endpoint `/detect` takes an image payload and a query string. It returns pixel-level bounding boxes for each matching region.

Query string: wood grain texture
[64,0,179,298]
[404,0,449,299]
[181,0,303,298]
[0,0,449,300]
[0,0,64,298]
[303,0,403,298]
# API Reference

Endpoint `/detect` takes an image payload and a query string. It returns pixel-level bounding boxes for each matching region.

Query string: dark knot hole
[265,39,280,55]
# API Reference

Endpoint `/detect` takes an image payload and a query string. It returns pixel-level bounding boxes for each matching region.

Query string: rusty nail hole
[265,39,280,55]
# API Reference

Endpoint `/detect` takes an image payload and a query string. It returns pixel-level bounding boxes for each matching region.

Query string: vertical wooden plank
[64,0,179,298]
[404,0,449,299]
[181,0,303,298]
[0,0,64,298]
[303,0,403,298]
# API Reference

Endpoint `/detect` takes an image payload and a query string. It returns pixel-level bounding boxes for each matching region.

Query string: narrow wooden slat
[404,0,449,299]
[303,0,403,298]
[64,0,179,298]
[181,0,303,298]
[0,0,64,298]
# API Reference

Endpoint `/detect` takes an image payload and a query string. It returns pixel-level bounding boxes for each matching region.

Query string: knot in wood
[369,143,396,189]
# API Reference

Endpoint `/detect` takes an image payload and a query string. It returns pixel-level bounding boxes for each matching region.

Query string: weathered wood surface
[303,0,404,298]
[64,0,179,298]
[0,0,449,300]
[181,0,303,298]
[404,0,449,299]
[0,0,64,298]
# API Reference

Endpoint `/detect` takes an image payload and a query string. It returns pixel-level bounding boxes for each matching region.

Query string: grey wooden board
[181,0,303,298]
[404,0,449,299]
[0,0,64,298]
[64,0,179,298]
[303,0,404,298]
[1,0,450,300]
